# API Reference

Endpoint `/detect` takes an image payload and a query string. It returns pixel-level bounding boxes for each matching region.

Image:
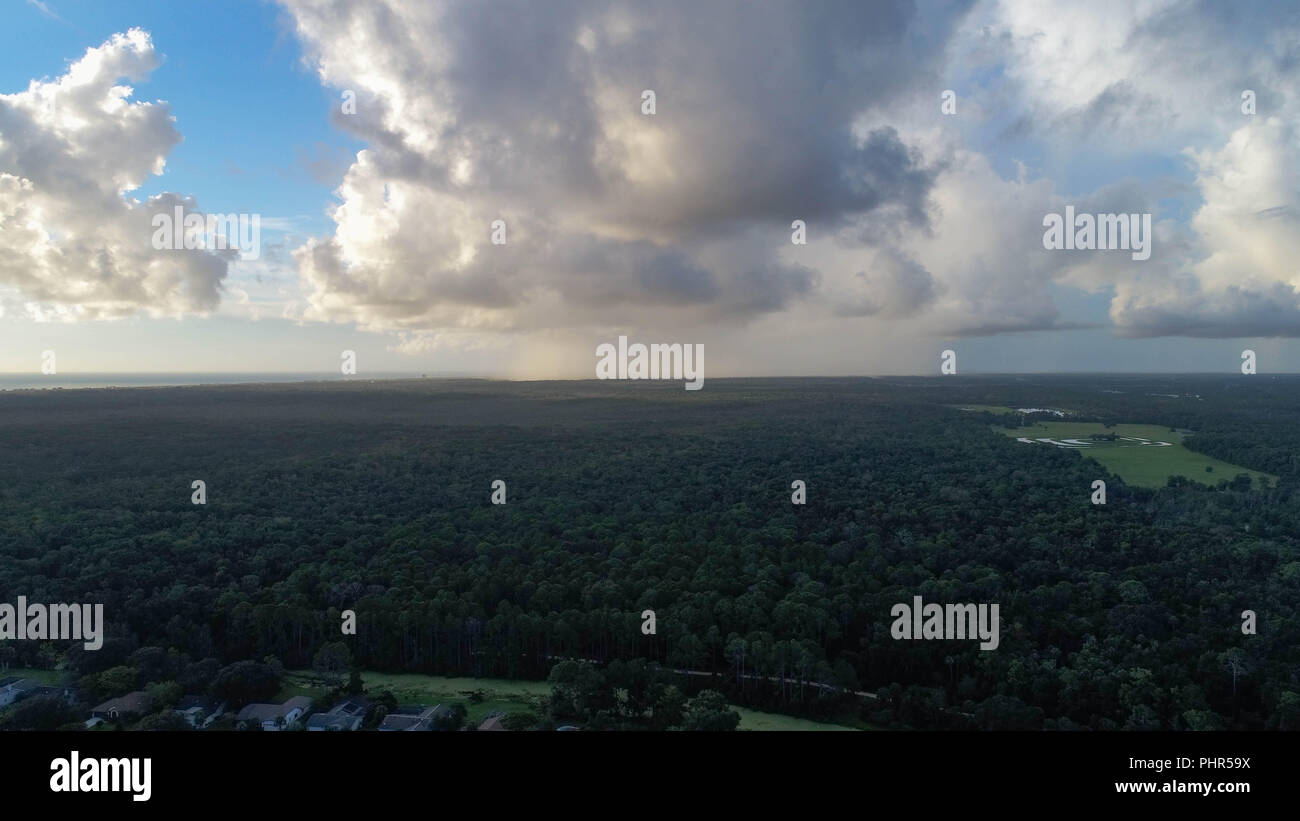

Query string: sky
[1,0,1298,377]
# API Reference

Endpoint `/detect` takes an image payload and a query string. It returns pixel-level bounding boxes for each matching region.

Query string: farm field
[997,421,1275,488]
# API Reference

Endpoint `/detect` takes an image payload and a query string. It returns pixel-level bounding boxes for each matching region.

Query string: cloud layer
[282,0,970,341]
[6,2,1300,351]
[278,0,1300,343]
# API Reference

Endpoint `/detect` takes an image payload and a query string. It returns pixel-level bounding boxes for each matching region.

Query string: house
[3,678,78,707]
[235,696,313,731]
[305,696,369,731]
[0,677,39,707]
[174,696,224,729]
[92,691,153,721]
[378,704,445,732]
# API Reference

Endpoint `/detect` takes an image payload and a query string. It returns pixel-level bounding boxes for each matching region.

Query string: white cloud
[26,0,59,21]
[944,0,1300,338]
[0,29,230,320]
[12,4,1297,354]
[1111,116,1300,336]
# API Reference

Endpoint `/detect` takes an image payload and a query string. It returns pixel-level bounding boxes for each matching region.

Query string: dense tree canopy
[0,375,1295,729]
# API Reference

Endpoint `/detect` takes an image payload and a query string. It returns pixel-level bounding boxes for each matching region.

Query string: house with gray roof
[235,696,313,731]
[305,696,369,731]
[0,677,38,707]
[378,704,446,731]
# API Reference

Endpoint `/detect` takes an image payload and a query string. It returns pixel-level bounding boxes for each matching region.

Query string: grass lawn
[952,404,1072,416]
[998,422,1275,489]
[354,672,551,698]
[0,667,65,685]
[734,706,863,731]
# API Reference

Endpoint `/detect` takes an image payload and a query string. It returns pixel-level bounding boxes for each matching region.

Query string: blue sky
[1,0,1298,376]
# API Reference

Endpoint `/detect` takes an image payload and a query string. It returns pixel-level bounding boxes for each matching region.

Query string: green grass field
[0,667,65,685]
[953,404,1073,416]
[998,422,1275,488]
[734,706,863,731]
[281,671,549,725]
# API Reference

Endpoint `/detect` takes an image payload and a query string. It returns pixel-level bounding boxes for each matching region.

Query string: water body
[0,372,453,391]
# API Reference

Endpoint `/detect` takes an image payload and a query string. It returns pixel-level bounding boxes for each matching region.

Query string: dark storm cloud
[1114,282,1300,339]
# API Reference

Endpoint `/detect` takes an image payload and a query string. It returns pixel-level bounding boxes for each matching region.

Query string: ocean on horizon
[0,372,447,391]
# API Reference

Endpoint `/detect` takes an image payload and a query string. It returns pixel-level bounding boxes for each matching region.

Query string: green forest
[1,375,1297,730]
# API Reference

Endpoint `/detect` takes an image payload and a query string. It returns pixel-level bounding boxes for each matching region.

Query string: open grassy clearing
[734,706,864,731]
[997,421,1275,488]
[0,667,65,685]
[952,404,1073,416]
[281,671,546,725]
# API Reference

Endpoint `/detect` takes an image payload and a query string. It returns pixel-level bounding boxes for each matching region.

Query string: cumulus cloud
[0,29,229,320]
[281,0,969,341]
[1112,279,1300,338]
[941,0,1300,338]
[973,0,1300,148]
[281,0,1300,346]
[1111,116,1300,336]
[14,3,1294,350]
